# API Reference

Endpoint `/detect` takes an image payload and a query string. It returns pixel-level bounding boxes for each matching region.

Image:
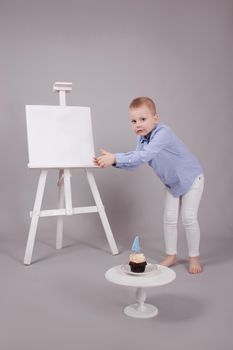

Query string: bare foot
[160,254,176,267]
[189,256,202,274]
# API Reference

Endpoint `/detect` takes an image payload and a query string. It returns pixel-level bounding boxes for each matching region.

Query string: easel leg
[56,169,65,249]
[86,169,119,255]
[64,169,73,215]
[24,170,47,265]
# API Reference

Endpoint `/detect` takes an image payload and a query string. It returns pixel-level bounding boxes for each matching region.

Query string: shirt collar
[139,125,157,144]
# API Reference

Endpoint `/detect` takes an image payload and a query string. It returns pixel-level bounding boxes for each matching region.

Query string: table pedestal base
[123,287,159,319]
[124,303,158,319]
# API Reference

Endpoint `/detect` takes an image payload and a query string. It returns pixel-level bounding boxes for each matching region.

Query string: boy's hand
[93,149,116,168]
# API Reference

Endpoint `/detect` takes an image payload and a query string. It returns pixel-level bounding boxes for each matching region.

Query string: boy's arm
[93,138,142,170]
[94,126,170,169]
[115,126,170,169]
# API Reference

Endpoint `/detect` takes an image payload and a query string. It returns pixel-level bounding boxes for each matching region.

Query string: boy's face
[129,105,158,136]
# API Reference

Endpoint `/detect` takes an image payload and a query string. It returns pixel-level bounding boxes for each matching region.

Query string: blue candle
[131,236,141,252]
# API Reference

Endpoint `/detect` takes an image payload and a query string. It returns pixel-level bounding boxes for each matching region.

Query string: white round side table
[105,264,176,319]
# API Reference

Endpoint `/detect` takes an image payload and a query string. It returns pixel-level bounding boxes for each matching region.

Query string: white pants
[163,174,204,257]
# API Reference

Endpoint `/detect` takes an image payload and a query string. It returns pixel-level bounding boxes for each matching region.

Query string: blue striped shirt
[115,123,203,197]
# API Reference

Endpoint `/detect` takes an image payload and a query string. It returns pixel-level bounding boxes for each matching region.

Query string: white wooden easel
[24,82,118,265]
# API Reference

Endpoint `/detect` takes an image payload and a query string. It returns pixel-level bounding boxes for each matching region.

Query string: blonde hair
[129,97,156,115]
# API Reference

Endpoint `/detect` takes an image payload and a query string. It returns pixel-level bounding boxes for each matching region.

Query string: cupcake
[129,252,147,273]
[128,236,147,273]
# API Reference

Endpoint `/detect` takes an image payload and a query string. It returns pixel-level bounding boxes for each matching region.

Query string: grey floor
[1,226,233,350]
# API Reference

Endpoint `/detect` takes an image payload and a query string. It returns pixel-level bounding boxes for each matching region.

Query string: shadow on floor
[149,292,208,322]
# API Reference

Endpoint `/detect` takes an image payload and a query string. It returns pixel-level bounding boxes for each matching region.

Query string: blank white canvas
[26,105,96,168]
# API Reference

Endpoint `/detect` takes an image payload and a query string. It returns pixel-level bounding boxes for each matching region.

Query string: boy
[94,97,204,273]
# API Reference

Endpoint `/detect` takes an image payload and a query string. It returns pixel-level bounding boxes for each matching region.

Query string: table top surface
[105,264,176,288]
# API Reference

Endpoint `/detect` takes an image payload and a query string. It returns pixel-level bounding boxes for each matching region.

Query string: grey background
[0,0,233,349]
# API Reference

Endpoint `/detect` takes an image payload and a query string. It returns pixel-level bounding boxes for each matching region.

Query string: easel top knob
[53,82,72,92]
[53,82,72,106]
